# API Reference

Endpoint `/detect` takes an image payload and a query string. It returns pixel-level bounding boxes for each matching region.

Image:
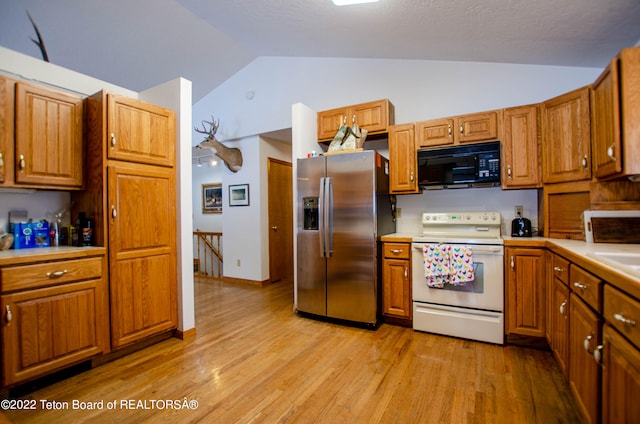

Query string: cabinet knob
[559,300,567,317]
[271,226,278,231]
[0,152,4,170]
[459,124,464,135]
[404,266,408,278]
[390,249,403,254]
[581,155,588,169]
[510,256,514,270]
[507,165,512,178]
[46,270,68,279]
[111,205,117,220]
[553,266,565,272]
[111,133,117,148]
[583,333,593,353]
[352,114,356,124]
[606,144,616,161]
[18,154,25,173]
[4,305,12,325]
[410,172,414,182]
[447,125,452,136]
[573,281,588,290]
[613,312,636,327]
[593,344,603,365]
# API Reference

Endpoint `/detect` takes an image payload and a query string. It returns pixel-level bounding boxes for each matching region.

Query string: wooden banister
[193,231,223,278]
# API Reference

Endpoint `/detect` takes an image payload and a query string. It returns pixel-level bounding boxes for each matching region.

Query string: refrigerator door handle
[318,177,326,258]
[326,177,333,257]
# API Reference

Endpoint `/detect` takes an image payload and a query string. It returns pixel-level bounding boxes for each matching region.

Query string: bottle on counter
[78,212,93,246]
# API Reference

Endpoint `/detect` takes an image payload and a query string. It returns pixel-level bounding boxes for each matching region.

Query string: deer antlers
[194,116,219,138]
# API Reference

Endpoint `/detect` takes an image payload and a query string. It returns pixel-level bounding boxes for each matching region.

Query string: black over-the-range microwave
[417,141,501,189]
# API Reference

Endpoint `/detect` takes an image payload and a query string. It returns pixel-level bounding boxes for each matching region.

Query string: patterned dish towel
[423,244,451,288]
[450,245,475,286]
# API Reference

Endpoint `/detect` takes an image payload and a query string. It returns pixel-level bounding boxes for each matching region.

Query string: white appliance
[583,209,640,243]
[411,212,504,344]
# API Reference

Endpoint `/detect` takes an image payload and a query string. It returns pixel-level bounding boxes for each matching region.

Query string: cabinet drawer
[383,243,410,259]
[552,254,570,285]
[604,285,640,349]
[1,257,103,293]
[570,264,602,312]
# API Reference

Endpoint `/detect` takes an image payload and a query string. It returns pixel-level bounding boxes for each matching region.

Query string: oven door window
[439,262,484,293]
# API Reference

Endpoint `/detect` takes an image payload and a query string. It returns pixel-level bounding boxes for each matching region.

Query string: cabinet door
[1,281,105,387]
[550,277,570,378]
[350,100,391,135]
[602,324,640,424]
[108,162,177,348]
[415,118,454,148]
[317,107,348,141]
[541,87,591,183]
[456,111,498,143]
[506,248,545,337]
[107,94,175,167]
[502,105,540,188]
[388,124,418,194]
[14,82,83,188]
[591,57,621,179]
[382,258,411,319]
[0,76,15,185]
[569,294,601,424]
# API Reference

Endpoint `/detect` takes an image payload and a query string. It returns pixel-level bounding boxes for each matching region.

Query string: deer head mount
[195,117,243,173]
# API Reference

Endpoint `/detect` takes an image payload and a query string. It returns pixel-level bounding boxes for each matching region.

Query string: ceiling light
[332,0,378,6]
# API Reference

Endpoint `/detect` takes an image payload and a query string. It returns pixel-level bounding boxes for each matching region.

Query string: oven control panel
[422,212,501,226]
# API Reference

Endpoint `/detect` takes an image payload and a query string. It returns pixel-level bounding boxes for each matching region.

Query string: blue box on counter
[12,221,50,249]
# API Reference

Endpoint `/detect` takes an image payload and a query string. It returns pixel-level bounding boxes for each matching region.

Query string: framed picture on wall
[229,183,250,206]
[202,182,222,214]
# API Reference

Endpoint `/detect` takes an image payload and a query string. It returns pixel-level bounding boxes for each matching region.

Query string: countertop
[382,232,640,300]
[0,246,106,267]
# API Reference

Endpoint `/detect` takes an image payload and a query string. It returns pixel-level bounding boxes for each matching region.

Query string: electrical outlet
[396,208,402,218]
[515,205,524,217]
[236,259,241,267]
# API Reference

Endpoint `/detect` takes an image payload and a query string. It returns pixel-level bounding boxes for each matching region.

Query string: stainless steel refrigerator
[296,150,395,325]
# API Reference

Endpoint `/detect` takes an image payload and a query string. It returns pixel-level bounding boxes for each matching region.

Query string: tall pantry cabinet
[72,91,177,349]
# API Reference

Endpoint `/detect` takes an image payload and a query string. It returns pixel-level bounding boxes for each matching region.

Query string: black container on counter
[78,212,94,246]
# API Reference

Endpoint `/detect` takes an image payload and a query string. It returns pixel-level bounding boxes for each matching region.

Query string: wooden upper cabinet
[456,111,499,144]
[0,76,15,185]
[107,94,175,167]
[415,118,454,148]
[389,123,419,194]
[14,82,84,189]
[317,99,394,142]
[415,111,499,149]
[541,86,591,183]
[502,105,540,189]
[591,46,640,180]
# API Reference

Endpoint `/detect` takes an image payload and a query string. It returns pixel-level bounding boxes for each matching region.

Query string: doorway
[267,158,293,282]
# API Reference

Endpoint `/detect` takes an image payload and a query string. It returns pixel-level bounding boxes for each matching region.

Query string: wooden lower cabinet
[549,277,570,378]
[505,247,546,337]
[382,242,412,324]
[569,293,601,424]
[602,324,640,424]
[108,162,177,348]
[0,251,109,387]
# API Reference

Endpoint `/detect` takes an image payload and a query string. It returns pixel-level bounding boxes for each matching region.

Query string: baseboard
[174,327,197,341]
[223,276,271,287]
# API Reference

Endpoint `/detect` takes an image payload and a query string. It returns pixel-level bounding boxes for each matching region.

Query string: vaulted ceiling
[1,0,639,102]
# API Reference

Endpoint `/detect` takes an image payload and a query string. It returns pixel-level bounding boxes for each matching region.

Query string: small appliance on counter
[511,212,532,237]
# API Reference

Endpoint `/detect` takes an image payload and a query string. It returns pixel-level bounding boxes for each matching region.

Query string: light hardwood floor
[2,277,581,423]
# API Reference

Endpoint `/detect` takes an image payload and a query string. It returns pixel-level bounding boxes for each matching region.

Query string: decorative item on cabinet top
[195,117,243,173]
[327,115,368,153]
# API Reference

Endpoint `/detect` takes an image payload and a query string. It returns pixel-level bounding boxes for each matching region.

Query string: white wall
[192,164,224,232]
[194,56,602,143]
